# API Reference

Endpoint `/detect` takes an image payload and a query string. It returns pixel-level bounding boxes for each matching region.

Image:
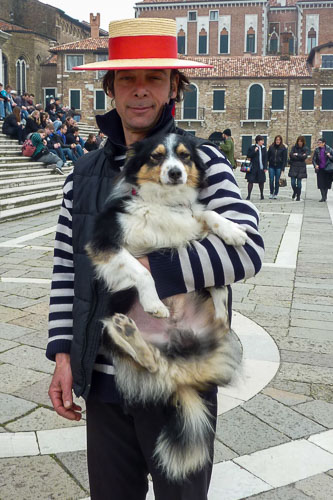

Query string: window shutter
[323,131,333,148]
[322,90,333,110]
[242,136,252,156]
[70,90,80,110]
[199,35,207,54]
[301,90,314,110]
[213,90,225,111]
[272,90,284,110]
[220,34,228,54]
[95,90,105,110]
[178,36,185,54]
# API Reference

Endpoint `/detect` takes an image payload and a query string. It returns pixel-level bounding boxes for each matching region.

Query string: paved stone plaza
[0,168,333,499]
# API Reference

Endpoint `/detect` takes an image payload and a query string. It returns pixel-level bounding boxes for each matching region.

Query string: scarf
[258,145,264,170]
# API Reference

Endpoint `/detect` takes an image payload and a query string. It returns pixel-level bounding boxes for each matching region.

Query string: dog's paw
[146,301,170,318]
[217,221,248,247]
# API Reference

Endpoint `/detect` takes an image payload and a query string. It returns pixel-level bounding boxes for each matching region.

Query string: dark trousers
[86,392,217,500]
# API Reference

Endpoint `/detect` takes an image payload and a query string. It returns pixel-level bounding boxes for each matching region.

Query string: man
[45,123,68,163]
[0,83,5,120]
[47,18,264,500]
[56,123,77,162]
[220,128,236,168]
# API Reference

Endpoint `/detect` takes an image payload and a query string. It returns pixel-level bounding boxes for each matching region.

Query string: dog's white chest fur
[120,185,206,256]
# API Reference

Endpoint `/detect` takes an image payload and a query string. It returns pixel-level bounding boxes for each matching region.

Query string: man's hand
[48,353,82,421]
[137,256,150,272]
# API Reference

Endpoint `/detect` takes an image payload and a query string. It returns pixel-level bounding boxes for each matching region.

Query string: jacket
[312,145,333,169]
[31,133,48,159]
[2,114,19,136]
[267,144,287,170]
[247,144,268,169]
[24,117,40,137]
[219,137,235,167]
[288,145,308,179]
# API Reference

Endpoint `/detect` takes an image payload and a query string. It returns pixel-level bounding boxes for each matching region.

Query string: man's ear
[170,73,179,100]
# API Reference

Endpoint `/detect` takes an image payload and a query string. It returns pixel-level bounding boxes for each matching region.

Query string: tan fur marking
[85,243,114,264]
[176,143,190,156]
[153,144,166,156]
[136,164,162,185]
[186,162,200,188]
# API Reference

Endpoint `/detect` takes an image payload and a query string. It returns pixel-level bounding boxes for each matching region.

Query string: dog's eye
[150,153,164,162]
[178,152,191,161]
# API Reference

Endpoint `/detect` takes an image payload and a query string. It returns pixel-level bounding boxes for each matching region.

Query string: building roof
[181,55,311,78]
[0,19,32,33]
[42,54,58,65]
[50,37,108,53]
[307,41,333,65]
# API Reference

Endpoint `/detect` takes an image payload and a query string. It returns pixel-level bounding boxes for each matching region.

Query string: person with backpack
[30,129,64,175]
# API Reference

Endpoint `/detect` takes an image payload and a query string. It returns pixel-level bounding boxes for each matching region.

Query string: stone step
[0,156,35,163]
[0,174,67,188]
[0,199,61,222]
[0,161,48,169]
[0,179,65,199]
[0,189,62,211]
[0,166,72,179]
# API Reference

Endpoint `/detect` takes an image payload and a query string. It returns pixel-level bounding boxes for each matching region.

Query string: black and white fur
[86,133,247,481]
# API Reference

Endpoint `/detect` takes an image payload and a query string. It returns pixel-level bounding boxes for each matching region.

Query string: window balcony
[240,108,272,126]
[174,107,205,125]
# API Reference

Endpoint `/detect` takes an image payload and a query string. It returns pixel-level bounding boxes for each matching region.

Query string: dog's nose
[168,168,182,181]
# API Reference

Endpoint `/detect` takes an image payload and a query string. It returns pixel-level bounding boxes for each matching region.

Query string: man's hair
[5,85,12,90]
[60,124,67,130]
[102,69,189,103]
[45,123,54,131]
[72,126,79,133]
[0,83,3,87]
[255,135,265,143]
[318,137,326,144]
[37,129,45,134]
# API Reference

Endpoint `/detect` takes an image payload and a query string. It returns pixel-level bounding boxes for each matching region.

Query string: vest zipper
[80,280,98,395]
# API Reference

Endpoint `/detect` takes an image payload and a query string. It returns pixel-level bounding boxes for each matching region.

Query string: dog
[86,133,248,481]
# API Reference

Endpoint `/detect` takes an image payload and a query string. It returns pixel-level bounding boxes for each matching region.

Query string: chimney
[90,13,100,39]
[280,31,292,58]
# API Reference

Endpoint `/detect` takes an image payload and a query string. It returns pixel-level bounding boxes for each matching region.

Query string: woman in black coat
[267,135,288,199]
[288,136,308,201]
[2,107,24,144]
[312,137,333,202]
[246,134,268,200]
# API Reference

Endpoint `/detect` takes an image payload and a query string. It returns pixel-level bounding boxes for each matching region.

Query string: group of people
[219,130,333,203]
[1,88,106,174]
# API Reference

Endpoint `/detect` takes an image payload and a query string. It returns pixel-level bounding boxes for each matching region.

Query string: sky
[39,0,138,31]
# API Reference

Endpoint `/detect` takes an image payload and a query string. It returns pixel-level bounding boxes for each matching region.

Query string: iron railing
[240,108,272,121]
[174,107,205,121]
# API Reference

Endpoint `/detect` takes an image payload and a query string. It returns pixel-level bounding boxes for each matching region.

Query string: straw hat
[73,18,213,71]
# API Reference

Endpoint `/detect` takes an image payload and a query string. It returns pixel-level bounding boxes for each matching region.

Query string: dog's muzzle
[168,167,184,184]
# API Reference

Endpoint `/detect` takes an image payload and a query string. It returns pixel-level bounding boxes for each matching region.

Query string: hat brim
[72,58,213,71]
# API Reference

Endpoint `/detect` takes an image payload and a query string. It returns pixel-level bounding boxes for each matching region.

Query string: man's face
[111,69,177,139]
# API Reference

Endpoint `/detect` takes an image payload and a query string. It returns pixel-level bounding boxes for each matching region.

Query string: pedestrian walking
[219,128,235,168]
[267,135,288,199]
[46,17,264,500]
[312,137,333,202]
[245,135,267,200]
[288,136,308,201]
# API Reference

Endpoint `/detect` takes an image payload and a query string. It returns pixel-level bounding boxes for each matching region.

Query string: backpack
[22,138,36,157]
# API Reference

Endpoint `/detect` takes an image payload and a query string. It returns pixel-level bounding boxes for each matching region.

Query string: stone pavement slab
[0,393,37,425]
[293,400,333,428]
[0,455,87,499]
[0,363,49,393]
[56,450,90,492]
[294,472,333,499]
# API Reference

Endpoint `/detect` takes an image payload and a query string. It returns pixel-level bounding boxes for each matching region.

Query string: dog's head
[123,134,207,189]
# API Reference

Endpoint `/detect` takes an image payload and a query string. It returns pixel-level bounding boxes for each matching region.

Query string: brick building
[135,0,333,57]
[0,0,107,104]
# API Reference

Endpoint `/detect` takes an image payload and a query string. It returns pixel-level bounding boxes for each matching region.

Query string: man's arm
[46,173,81,420]
[148,144,264,299]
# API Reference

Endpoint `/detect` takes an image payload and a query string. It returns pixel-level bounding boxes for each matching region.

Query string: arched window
[246,27,256,53]
[2,54,9,87]
[307,28,316,53]
[183,84,197,119]
[220,28,229,54]
[177,29,186,55]
[16,57,26,95]
[269,32,278,54]
[198,28,207,55]
[248,84,263,119]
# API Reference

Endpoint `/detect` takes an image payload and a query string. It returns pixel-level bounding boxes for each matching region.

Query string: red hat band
[109,35,177,60]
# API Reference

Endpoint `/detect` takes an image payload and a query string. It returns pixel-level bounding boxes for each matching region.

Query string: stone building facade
[0,1,106,103]
[135,0,333,58]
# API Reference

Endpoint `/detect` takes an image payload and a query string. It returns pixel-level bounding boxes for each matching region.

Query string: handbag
[324,161,333,173]
[279,171,287,187]
[240,160,252,173]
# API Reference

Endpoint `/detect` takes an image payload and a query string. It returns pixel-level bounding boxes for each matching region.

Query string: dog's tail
[154,386,214,481]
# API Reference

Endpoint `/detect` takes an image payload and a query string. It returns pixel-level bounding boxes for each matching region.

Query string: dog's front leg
[198,210,248,246]
[91,248,169,318]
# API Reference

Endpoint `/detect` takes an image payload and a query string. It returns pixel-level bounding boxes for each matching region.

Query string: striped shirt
[46,144,264,399]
